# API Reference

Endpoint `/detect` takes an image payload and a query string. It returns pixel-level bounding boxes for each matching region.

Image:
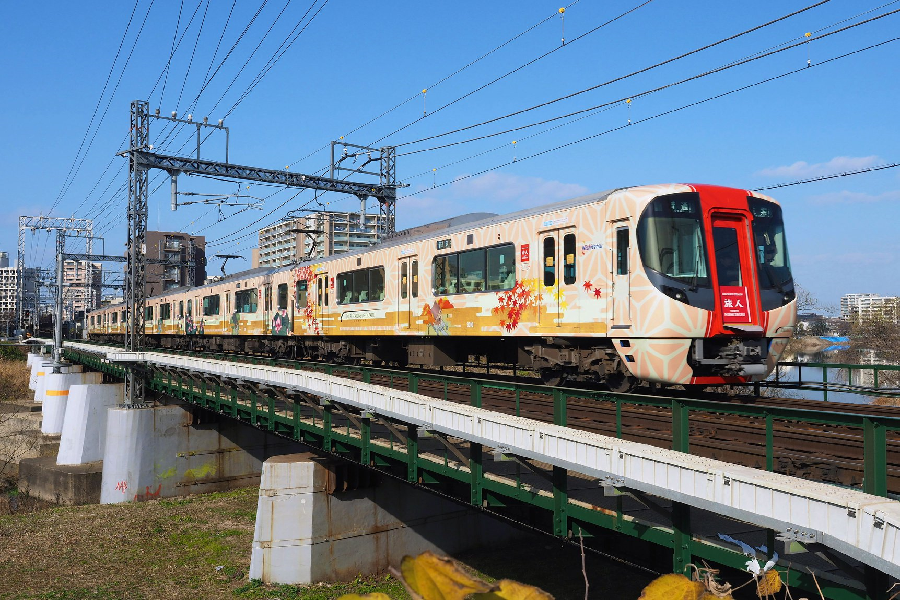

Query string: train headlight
[662,285,690,305]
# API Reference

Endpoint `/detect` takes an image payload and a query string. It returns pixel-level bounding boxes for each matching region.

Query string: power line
[395,0,833,150]
[50,0,144,216]
[286,0,582,170]
[395,6,900,157]
[158,0,186,110]
[399,35,900,201]
[369,0,658,147]
[753,162,900,191]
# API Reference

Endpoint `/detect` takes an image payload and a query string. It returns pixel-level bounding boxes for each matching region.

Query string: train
[87,183,797,391]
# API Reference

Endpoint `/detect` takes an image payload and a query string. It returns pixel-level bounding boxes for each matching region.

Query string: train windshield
[637,193,710,287]
[748,197,792,290]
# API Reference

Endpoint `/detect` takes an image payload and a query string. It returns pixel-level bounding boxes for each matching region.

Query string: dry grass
[0,359,29,403]
[0,488,261,600]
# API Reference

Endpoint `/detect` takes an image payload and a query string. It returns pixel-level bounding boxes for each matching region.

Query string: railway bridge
[21,339,900,600]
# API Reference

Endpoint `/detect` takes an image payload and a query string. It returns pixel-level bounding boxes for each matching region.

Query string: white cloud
[449,172,589,207]
[807,190,900,205]
[397,172,589,230]
[756,155,882,178]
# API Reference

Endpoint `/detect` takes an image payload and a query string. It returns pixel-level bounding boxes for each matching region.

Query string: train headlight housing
[662,285,690,305]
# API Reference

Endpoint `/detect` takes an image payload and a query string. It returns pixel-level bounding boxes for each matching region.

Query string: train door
[263,284,272,335]
[315,274,329,334]
[608,220,632,328]
[710,213,760,327]
[540,228,578,327]
[274,282,291,335]
[397,256,418,330]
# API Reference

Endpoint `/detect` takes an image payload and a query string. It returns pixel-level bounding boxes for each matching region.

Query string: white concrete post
[57,383,125,465]
[41,371,103,435]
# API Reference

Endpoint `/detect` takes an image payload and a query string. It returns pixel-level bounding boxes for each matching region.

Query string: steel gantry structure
[123,99,405,404]
[17,216,94,334]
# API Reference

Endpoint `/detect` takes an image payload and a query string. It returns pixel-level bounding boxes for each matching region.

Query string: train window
[145,306,154,320]
[264,286,272,312]
[352,270,367,303]
[111,313,116,324]
[401,262,408,299]
[369,267,385,301]
[486,245,515,291]
[186,299,192,317]
[748,197,792,290]
[277,284,288,310]
[236,289,258,313]
[637,193,709,286]
[543,237,556,286]
[178,301,184,318]
[432,254,459,295]
[337,267,385,304]
[412,260,418,298]
[318,280,323,307]
[121,311,125,323]
[616,229,629,275]
[160,303,171,320]
[458,249,485,292]
[90,316,95,327]
[203,294,220,316]
[563,234,576,284]
[296,280,308,307]
[712,227,742,287]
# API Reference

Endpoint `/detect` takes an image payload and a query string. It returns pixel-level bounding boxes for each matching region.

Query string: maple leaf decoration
[492,280,539,331]
[582,281,593,291]
[593,288,602,299]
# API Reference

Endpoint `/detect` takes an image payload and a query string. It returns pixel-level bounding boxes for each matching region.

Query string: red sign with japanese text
[720,286,751,323]
[520,244,530,262]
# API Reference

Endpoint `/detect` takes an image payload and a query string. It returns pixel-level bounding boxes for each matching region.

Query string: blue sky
[1,0,898,311]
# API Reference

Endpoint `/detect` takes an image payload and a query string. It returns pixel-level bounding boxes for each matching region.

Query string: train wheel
[540,368,566,387]
[605,371,637,394]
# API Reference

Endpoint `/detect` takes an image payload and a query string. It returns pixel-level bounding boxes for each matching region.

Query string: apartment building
[840,293,900,323]
[257,211,387,267]
[144,231,206,296]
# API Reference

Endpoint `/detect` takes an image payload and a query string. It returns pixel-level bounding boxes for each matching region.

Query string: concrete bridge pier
[249,454,524,584]
[57,383,125,465]
[99,401,295,504]
[41,372,104,435]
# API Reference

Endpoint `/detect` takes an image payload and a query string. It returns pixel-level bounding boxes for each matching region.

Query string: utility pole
[125,99,150,406]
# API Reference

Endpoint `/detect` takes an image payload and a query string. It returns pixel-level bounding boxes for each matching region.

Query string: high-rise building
[62,260,102,319]
[257,211,388,267]
[0,251,38,333]
[144,231,206,296]
[840,293,900,323]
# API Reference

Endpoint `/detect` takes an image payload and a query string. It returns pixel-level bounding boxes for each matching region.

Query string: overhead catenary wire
[397,9,900,157]
[399,35,900,201]
[396,0,900,155]
[367,0,658,148]
[753,162,900,191]
[286,0,582,169]
[51,0,149,217]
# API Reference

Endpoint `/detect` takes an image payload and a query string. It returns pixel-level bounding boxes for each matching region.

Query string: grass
[0,483,657,599]
[0,358,29,402]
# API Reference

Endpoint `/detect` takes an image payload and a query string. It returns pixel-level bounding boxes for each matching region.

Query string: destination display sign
[720,286,750,323]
